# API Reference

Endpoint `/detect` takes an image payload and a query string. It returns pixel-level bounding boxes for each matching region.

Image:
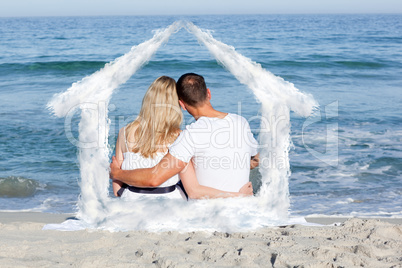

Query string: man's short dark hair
[176,73,208,107]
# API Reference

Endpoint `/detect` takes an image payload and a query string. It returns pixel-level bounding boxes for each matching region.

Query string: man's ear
[179,100,187,111]
[206,88,211,101]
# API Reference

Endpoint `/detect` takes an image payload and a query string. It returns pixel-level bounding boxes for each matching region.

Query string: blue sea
[0,14,401,218]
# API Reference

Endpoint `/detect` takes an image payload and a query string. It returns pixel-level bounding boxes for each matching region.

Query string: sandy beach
[0,212,401,267]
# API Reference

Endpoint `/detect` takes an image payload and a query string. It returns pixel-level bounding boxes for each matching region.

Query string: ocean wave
[264,60,395,69]
[334,60,388,69]
[0,61,107,74]
[0,59,223,75]
[0,58,397,78]
[0,176,42,198]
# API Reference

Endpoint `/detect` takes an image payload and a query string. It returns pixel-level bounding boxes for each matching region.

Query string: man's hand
[109,156,121,180]
[239,182,253,196]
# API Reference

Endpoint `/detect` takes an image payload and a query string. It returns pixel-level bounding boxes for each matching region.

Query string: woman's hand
[239,182,253,196]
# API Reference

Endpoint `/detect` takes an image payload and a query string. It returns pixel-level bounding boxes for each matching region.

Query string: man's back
[170,113,258,192]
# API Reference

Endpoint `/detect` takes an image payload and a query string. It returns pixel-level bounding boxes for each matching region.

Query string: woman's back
[121,131,179,187]
[119,127,182,200]
[112,76,183,199]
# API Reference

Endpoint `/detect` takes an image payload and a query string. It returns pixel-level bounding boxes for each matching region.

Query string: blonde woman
[112,76,252,200]
[112,76,184,199]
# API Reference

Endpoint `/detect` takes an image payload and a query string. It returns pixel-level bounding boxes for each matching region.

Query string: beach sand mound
[0,217,401,267]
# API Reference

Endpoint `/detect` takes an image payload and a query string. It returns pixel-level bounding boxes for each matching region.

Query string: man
[110,73,259,198]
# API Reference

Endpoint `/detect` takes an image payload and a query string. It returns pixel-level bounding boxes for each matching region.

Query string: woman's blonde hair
[125,76,182,158]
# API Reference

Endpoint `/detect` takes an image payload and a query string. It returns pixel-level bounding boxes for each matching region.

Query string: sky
[1,0,402,17]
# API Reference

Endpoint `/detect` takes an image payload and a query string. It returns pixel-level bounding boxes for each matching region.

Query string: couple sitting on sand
[110,73,259,200]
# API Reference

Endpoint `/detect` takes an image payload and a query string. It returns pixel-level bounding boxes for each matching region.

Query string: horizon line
[1,12,402,19]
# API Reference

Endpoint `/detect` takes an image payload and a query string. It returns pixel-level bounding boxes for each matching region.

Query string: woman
[112,76,252,199]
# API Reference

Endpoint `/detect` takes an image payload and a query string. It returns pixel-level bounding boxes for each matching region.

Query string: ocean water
[0,15,401,220]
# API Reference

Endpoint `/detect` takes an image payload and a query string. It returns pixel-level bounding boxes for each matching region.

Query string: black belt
[117,183,176,197]
[176,180,188,200]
